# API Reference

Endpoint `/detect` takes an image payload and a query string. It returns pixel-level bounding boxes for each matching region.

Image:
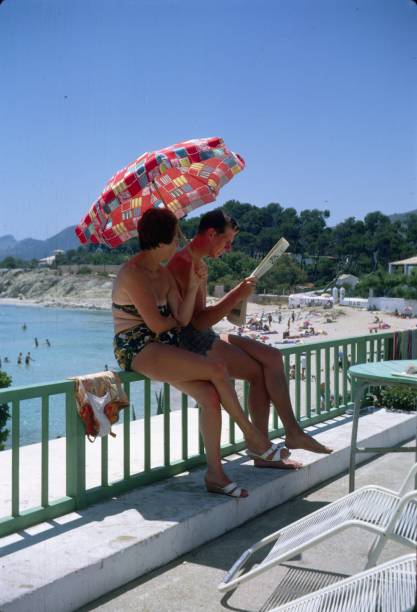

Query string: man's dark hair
[197,209,239,235]
[137,207,178,250]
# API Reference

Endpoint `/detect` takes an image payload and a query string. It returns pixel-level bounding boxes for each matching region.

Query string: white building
[388,256,417,275]
[38,255,56,266]
[336,274,359,288]
[38,250,65,267]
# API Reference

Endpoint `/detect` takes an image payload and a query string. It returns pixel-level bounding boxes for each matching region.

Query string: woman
[113,207,279,498]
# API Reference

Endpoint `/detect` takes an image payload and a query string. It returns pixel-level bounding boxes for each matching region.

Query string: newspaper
[227,238,289,326]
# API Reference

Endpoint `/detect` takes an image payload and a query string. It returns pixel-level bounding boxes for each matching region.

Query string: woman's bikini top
[112,302,171,322]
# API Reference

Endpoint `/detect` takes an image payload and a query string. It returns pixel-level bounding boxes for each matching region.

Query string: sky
[0,0,416,241]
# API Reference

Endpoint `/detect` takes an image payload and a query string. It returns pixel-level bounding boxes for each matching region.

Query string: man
[168,209,332,481]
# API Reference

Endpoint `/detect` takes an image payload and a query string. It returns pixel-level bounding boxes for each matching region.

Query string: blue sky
[0,0,416,240]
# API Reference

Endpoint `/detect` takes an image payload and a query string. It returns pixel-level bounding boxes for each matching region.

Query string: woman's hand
[188,261,208,290]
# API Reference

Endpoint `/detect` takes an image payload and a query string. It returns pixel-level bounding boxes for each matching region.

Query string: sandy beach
[212,300,415,345]
[1,294,416,346]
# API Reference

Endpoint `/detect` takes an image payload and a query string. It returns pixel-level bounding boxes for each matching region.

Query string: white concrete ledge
[0,409,415,612]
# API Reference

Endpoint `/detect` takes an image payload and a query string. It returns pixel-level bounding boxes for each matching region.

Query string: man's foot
[247,442,302,470]
[245,429,278,459]
[253,455,302,470]
[285,430,333,454]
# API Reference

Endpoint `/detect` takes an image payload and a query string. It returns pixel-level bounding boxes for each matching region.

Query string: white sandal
[205,480,248,498]
[246,442,291,462]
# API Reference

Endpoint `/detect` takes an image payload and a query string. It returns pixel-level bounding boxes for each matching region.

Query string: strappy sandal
[205,480,248,498]
[246,442,291,462]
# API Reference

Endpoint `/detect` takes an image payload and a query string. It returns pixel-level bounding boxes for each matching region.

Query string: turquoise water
[0,304,119,446]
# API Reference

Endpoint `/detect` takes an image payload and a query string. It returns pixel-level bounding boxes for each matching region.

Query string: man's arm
[168,251,256,330]
[191,280,255,330]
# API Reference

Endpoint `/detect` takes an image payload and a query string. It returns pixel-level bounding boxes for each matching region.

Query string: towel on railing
[72,371,129,442]
[393,330,417,360]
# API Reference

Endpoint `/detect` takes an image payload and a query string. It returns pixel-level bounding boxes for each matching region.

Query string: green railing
[0,330,413,538]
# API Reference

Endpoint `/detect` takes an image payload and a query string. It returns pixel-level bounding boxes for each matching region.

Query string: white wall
[339,297,368,308]
[369,296,417,315]
[289,293,333,308]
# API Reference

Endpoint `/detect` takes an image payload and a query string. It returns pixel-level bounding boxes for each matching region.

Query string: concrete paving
[0,409,415,612]
[79,447,416,612]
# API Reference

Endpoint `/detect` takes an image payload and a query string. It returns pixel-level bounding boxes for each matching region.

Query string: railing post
[357,339,367,364]
[163,382,170,466]
[385,336,393,360]
[11,399,20,517]
[65,388,86,508]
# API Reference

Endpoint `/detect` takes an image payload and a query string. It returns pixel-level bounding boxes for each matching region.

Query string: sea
[0,303,136,447]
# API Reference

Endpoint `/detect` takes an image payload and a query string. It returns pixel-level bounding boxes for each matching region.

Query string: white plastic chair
[218,463,417,593]
[268,554,417,612]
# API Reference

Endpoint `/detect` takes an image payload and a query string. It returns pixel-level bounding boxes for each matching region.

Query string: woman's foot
[204,471,248,498]
[285,429,333,454]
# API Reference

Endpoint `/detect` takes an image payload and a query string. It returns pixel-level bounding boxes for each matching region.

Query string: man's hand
[235,276,256,301]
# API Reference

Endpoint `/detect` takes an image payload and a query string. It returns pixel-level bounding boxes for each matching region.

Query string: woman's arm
[167,264,205,327]
[122,267,179,334]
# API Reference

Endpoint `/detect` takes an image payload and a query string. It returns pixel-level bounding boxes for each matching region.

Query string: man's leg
[208,338,302,469]
[208,339,269,431]
[226,334,332,454]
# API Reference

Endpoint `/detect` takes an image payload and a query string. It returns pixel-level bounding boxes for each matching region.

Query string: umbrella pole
[177,225,189,247]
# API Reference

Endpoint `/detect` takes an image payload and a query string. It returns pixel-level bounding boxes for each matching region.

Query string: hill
[0,226,79,260]
[388,209,417,224]
[0,268,112,309]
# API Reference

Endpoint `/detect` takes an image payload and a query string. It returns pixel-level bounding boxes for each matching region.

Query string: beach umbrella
[75,137,245,249]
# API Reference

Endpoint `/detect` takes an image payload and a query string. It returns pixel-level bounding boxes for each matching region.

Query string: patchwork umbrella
[75,136,245,248]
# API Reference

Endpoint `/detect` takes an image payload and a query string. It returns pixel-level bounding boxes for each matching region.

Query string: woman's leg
[172,379,247,495]
[131,344,271,456]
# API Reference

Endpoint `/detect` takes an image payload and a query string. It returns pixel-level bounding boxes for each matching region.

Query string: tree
[0,256,26,269]
[332,217,368,272]
[0,370,11,451]
[405,214,417,252]
[363,212,406,269]
[256,256,307,293]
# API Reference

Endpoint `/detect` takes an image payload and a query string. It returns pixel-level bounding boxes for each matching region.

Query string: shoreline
[1,297,416,344]
[0,297,110,311]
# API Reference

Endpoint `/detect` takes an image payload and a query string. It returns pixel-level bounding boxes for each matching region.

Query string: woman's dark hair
[137,207,178,250]
[197,209,239,235]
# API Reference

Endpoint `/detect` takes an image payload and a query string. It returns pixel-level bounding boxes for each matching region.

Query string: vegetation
[2,202,417,294]
[0,256,37,269]
[378,385,417,412]
[76,266,93,275]
[0,370,11,451]
[354,269,417,300]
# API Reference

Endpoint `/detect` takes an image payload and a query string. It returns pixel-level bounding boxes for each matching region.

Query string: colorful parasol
[75,137,245,248]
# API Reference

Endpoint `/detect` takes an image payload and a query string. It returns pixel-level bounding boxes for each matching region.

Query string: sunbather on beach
[112,207,283,497]
[168,209,332,471]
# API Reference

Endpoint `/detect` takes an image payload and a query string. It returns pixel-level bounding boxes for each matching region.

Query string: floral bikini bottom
[113,304,179,371]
